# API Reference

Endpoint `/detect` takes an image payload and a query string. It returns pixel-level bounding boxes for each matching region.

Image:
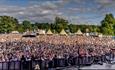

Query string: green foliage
[0,16,17,33]
[31,24,38,31]
[101,13,115,35]
[68,24,77,33]
[17,24,24,33]
[35,23,50,31]
[0,14,114,35]
[54,17,68,33]
[22,20,32,31]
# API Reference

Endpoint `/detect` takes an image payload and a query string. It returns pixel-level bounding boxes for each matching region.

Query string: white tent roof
[60,29,67,35]
[11,31,19,34]
[98,33,103,37]
[46,29,53,35]
[38,30,45,34]
[75,29,83,35]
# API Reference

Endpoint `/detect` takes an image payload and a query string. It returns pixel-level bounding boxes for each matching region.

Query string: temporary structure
[60,29,67,35]
[11,31,19,34]
[38,29,45,35]
[46,29,53,35]
[75,29,83,35]
[98,33,103,37]
[22,30,36,37]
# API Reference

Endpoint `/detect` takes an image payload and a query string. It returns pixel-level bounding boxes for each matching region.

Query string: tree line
[0,13,115,35]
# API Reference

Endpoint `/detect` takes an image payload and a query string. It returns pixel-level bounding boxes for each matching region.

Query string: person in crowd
[0,35,114,68]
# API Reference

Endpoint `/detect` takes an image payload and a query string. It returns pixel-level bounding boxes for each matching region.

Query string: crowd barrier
[0,55,113,70]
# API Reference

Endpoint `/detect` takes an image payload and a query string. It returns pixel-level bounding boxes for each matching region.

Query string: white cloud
[41,10,50,14]
[0,0,114,24]
[18,12,24,15]
[0,0,72,23]
[95,0,114,4]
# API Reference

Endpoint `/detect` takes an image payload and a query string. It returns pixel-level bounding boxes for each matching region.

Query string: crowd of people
[0,35,114,63]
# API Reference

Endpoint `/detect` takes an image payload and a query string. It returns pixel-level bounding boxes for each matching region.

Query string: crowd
[0,35,114,63]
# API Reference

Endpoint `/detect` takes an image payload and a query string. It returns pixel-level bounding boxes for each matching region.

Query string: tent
[22,35,36,37]
[22,31,36,37]
[60,29,67,35]
[46,29,53,35]
[98,33,103,37]
[38,30,45,35]
[11,31,19,34]
[75,29,83,35]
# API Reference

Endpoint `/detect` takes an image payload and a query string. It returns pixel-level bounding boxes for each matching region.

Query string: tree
[31,24,38,31]
[22,20,32,31]
[0,16,17,33]
[54,17,68,33]
[68,24,77,33]
[101,13,115,35]
[50,23,56,33]
[35,22,50,31]
[17,24,24,33]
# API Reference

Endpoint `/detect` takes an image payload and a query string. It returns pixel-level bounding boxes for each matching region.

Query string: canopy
[98,33,103,37]
[11,31,19,34]
[46,29,53,35]
[38,30,45,35]
[23,31,36,37]
[75,29,83,35]
[60,29,67,35]
[22,35,36,37]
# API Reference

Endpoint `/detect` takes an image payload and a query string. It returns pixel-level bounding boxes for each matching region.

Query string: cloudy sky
[0,0,115,25]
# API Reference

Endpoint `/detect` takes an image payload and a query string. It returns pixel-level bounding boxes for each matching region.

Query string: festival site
[0,0,115,70]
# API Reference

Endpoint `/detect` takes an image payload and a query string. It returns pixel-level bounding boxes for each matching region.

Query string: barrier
[0,55,113,70]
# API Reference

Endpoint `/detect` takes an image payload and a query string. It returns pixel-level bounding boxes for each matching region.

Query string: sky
[0,0,115,25]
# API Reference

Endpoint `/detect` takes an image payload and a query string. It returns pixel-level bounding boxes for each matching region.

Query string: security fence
[0,55,113,70]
